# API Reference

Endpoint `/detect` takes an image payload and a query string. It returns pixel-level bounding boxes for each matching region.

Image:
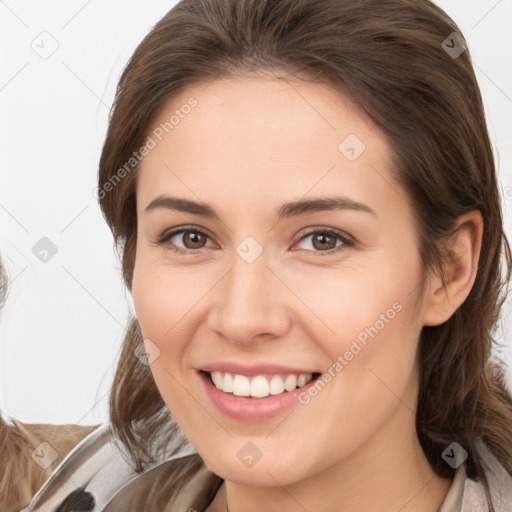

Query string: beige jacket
[0,420,98,512]
[19,422,512,511]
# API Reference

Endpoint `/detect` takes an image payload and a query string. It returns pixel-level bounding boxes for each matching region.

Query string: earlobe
[422,210,483,327]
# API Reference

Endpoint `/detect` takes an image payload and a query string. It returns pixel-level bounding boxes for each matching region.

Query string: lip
[198,369,320,422]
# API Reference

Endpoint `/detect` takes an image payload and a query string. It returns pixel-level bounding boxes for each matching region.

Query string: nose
[207,247,291,347]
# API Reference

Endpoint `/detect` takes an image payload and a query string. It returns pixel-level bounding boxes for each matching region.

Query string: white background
[1,0,511,425]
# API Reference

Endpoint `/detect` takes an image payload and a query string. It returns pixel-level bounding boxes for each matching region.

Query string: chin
[197,446,313,487]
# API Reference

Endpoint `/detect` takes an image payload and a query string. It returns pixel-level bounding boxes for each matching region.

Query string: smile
[207,371,316,398]
[198,363,322,420]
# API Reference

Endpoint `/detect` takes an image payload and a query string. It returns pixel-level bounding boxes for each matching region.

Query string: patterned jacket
[20,422,512,511]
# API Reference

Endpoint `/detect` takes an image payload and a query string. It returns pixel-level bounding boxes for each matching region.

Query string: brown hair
[97,0,512,509]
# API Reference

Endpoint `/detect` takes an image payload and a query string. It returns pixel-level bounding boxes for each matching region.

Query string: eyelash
[155,225,355,257]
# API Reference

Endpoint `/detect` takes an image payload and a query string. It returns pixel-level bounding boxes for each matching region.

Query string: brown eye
[294,228,354,256]
[179,230,208,249]
[311,232,337,251]
[157,227,214,253]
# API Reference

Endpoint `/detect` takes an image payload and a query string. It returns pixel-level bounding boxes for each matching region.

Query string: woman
[5,0,512,510]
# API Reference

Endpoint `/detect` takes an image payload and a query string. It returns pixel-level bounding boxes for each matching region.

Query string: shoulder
[442,439,512,512]
[20,423,116,511]
[22,422,221,512]
[462,440,512,511]
[0,417,98,512]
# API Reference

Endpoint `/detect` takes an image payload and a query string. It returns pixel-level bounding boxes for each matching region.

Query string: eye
[155,226,355,257]
[292,228,354,256]
[155,226,215,255]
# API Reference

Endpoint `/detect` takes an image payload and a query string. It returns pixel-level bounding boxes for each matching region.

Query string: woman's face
[132,75,431,486]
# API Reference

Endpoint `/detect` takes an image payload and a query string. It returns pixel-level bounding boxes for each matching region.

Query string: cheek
[132,261,200,341]
[131,262,216,396]
[295,304,421,472]
[301,253,422,423]
[132,266,197,416]
[290,266,417,361]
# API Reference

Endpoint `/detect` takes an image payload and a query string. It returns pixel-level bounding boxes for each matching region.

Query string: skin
[132,73,483,512]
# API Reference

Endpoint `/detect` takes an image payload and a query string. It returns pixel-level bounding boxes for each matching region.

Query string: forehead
[144,74,379,152]
[136,75,400,219]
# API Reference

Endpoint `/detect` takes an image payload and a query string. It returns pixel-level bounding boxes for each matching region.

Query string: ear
[421,210,483,327]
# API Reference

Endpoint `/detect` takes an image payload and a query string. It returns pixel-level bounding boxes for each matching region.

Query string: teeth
[284,375,297,391]
[209,371,313,398]
[223,372,233,393]
[269,375,284,395]
[211,371,223,389]
[250,376,269,398]
[232,375,250,397]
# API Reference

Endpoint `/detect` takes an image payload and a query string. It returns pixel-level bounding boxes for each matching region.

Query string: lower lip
[198,371,318,421]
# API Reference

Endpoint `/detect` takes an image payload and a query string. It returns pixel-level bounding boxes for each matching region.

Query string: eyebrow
[145,194,377,220]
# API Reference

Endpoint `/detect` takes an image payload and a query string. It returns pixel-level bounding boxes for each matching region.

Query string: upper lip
[200,362,319,376]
